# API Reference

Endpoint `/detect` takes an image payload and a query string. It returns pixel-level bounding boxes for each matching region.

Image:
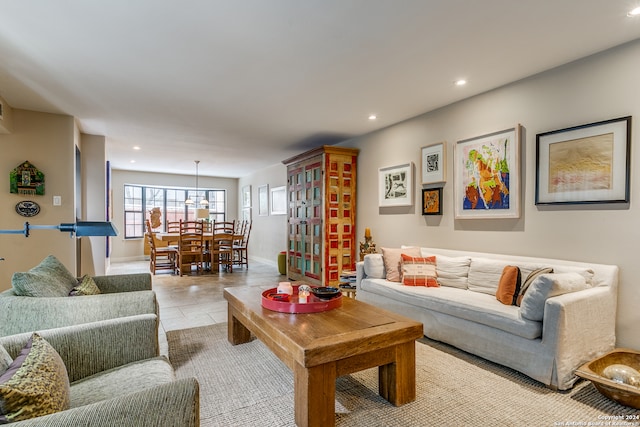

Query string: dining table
[156,232,242,272]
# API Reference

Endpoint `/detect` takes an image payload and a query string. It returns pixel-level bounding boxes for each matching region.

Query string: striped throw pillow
[401,254,439,287]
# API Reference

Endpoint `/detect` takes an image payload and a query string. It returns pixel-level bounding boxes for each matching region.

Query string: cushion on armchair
[0,333,70,424]
[11,255,77,297]
[69,275,101,296]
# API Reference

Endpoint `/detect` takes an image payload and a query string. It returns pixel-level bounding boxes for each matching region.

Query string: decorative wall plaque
[10,161,45,195]
[15,200,41,217]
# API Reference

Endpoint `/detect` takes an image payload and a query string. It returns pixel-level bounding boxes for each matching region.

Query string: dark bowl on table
[310,286,341,300]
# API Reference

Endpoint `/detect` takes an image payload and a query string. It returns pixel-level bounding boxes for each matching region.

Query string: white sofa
[355,247,618,390]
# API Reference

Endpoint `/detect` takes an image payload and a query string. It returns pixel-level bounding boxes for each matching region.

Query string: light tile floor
[108,259,283,355]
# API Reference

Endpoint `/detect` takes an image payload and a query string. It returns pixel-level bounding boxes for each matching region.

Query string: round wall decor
[15,200,41,217]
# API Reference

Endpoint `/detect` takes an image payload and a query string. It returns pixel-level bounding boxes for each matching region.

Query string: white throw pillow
[467,258,512,296]
[363,254,385,279]
[519,272,591,321]
[432,255,471,289]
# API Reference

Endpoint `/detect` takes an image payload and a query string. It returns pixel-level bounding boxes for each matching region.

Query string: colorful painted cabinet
[282,146,359,286]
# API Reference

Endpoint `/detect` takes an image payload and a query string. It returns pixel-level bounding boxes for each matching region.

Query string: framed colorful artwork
[378,162,413,207]
[422,188,442,215]
[454,125,521,219]
[535,116,631,205]
[421,142,446,184]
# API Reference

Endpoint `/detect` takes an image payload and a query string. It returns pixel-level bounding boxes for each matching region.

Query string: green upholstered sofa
[0,273,158,337]
[0,314,199,426]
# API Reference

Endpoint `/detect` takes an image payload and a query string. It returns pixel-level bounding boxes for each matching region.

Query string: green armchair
[0,314,199,426]
[0,273,158,337]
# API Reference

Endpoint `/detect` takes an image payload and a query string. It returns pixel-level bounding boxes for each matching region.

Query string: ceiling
[1,1,639,178]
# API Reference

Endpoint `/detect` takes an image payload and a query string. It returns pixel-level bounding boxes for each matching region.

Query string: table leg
[378,340,416,405]
[294,362,336,427]
[227,307,251,345]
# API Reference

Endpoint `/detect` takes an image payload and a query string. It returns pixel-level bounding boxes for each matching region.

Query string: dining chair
[233,221,252,268]
[204,220,235,272]
[177,220,204,276]
[165,221,181,246]
[145,220,178,275]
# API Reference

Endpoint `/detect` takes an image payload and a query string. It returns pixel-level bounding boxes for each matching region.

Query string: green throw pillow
[11,255,77,297]
[0,333,70,423]
[69,275,101,296]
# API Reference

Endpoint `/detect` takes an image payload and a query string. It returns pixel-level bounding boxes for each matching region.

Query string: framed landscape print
[535,116,631,205]
[378,162,413,207]
[454,125,521,219]
[422,187,442,215]
[421,142,446,184]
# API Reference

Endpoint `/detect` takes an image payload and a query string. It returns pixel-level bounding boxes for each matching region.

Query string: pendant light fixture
[185,160,209,207]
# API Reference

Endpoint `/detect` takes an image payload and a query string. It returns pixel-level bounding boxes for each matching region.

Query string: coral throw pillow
[496,265,521,305]
[401,254,439,287]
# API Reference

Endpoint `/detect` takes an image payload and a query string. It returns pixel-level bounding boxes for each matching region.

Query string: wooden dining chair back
[177,220,204,276]
[164,221,181,246]
[145,220,177,275]
[233,221,252,268]
[212,220,235,234]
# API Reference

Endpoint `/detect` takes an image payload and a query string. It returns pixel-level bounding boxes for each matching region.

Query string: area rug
[167,324,638,426]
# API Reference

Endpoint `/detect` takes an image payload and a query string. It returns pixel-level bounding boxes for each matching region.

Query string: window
[123,185,226,238]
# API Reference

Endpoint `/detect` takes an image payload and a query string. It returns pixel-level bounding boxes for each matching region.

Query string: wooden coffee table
[224,286,423,427]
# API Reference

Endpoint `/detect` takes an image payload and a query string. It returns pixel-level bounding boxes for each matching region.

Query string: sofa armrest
[93,273,152,293]
[0,290,158,337]
[542,285,617,389]
[12,377,199,427]
[0,314,159,382]
[356,261,365,290]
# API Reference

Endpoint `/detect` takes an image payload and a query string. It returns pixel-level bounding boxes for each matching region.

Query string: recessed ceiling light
[628,6,640,16]
[133,146,141,150]
[130,160,136,163]
[455,79,467,86]
[368,114,377,121]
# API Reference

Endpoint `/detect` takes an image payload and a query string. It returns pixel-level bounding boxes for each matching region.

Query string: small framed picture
[258,184,269,216]
[270,186,287,215]
[242,185,251,208]
[422,188,442,215]
[421,142,446,184]
[378,162,413,207]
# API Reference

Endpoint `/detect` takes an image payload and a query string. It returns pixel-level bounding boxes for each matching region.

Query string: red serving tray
[261,284,342,314]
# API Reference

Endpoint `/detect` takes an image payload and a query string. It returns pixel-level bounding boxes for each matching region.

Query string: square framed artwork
[454,125,521,219]
[270,185,287,215]
[535,116,631,205]
[258,184,269,216]
[422,188,442,215]
[421,142,446,184]
[378,162,413,207]
[242,185,251,208]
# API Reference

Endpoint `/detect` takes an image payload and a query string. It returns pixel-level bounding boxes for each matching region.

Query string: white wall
[345,39,640,349]
[79,133,108,276]
[109,169,238,261]
[238,163,288,266]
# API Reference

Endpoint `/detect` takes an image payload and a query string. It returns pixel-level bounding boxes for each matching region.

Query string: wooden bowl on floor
[575,348,640,409]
